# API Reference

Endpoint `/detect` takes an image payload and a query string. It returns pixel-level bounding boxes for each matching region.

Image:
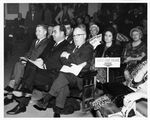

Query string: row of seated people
[4,22,147,117]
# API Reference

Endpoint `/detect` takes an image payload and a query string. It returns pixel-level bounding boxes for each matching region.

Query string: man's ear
[44,30,47,35]
[61,31,64,37]
[71,28,73,32]
[83,34,87,39]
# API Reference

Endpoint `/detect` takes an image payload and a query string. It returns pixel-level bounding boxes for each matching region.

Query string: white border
[1,0,149,120]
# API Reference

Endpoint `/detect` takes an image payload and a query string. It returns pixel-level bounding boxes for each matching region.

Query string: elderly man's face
[73,28,86,47]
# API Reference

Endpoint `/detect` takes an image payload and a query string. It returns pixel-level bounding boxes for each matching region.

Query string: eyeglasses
[73,34,85,37]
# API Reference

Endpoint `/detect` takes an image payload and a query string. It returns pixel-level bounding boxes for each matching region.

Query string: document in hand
[28,58,44,69]
[60,62,87,76]
[89,34,102,49]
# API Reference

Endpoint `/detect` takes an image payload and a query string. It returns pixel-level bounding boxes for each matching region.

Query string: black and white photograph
[2,0,148,118]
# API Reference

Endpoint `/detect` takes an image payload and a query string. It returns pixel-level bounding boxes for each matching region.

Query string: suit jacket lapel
[52,40,66,52]
[35,38,47,48]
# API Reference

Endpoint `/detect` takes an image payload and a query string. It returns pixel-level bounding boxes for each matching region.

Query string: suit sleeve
[61,45,93,69]
[25,40,48,61]
[24,41,35,58]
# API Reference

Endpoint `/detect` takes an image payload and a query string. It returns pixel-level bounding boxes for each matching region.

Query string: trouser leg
[21,62,37,92]
[55,85,70,108]
[10,61,25,89]
[49,72,69,96]
[49,72,70,109]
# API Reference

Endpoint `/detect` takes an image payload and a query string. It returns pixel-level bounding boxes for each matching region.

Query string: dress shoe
[54,113,60,117]
[4,97,13,105]
[7,105,26,115]
[33,94,54,110]
[33,98,49,111]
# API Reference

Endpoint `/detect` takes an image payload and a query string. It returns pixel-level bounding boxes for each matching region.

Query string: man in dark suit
[63,21,73,44]
[6,25,69,115]
[35,27,94,117]
[4,24,49,104]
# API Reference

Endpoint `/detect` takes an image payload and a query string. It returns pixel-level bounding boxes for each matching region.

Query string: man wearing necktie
[4,25,49,105]
[6,25,69,115]
[35,26,94,117]
[35,39,40,46]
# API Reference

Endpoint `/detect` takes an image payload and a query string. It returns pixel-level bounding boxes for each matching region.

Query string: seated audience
[4,24,49,104]
[4,3,147,118]
[122,26,146,86]
[34,26,93,117]
[6,25,69,115]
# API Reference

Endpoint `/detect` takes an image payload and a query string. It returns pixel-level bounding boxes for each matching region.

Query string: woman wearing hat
[89,24,100,38]
[122,26,147,87]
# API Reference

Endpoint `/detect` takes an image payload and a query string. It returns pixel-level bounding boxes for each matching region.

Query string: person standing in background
[55,4,74,24]
[42,4,53,26]
[24,4,42,49]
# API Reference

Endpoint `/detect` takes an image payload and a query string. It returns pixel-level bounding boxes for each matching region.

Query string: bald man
[35,27,94,117]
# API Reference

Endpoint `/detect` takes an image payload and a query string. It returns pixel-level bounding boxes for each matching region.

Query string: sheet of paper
[60,62,86,76]
[89,34,102,49]
[28,58,44,69]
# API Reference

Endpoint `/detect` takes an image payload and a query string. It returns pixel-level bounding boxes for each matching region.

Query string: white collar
[76,42,85,49]
[56,39,65,46]
[37,37,46,43]
[65,36,68,39]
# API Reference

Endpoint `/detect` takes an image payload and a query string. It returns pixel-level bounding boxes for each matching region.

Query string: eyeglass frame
[73,34,85,38]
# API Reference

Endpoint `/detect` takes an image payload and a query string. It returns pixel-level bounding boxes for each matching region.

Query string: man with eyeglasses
[34,26,93,117]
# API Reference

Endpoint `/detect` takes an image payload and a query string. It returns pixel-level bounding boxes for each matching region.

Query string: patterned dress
[123,41,146,74]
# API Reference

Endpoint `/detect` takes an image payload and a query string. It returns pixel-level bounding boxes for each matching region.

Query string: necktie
[73,46,79,53]
[54,43,57,47]
[35,40,40,46]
